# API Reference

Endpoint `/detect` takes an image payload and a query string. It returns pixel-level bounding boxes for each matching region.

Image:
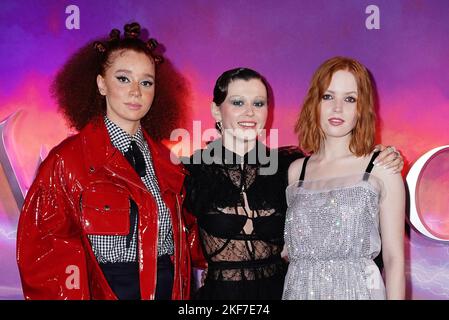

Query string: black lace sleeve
[181,152,200,216]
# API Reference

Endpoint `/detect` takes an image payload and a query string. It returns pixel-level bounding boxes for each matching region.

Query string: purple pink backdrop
[0,0,448,299]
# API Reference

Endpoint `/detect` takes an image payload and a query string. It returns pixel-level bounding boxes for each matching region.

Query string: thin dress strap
[363,151,381,181]
[297,156,310,187]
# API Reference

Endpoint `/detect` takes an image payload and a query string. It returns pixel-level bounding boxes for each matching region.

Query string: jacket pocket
[80,190,130,236]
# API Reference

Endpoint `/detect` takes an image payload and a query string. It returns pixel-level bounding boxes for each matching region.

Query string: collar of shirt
[104,116,146,154]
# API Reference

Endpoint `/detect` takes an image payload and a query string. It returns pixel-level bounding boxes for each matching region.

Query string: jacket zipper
[104,166,158,299]
[175,193,183,299]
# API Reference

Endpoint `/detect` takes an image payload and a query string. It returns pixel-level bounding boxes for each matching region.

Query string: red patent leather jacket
[16,119,191,300]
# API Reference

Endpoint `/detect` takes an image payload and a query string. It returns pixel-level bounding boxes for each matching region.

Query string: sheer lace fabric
[199,163,286,281]
[183,142,303,290]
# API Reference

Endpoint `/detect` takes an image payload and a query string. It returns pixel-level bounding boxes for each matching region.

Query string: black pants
[100,255,174,300]
[155,254,174,300]
[100,262,140,300]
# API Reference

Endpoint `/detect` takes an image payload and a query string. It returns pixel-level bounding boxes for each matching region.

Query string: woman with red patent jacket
[16,22,191,300]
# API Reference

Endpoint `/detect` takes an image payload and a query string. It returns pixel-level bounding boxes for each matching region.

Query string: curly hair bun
[109,28,121,41]
[93,41,106,53]
[147,38,159,50]
[153,55,164,64]
[124,22,141,39]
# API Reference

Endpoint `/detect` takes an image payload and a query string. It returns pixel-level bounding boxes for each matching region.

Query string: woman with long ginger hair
[283,57,405,300]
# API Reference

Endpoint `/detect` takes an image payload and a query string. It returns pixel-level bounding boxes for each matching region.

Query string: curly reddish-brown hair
[51,22,191,140]
[295,56,376,157]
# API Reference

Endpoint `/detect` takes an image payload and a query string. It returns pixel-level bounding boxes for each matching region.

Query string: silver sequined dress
[282,169,386,300]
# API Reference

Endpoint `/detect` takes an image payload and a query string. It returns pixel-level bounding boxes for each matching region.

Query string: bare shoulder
[288,157,305,185]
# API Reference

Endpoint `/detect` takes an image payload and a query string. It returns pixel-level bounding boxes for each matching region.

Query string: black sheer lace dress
[183,139,303,300]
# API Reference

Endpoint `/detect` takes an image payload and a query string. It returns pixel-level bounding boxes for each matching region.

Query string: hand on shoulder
[371,160,405,198]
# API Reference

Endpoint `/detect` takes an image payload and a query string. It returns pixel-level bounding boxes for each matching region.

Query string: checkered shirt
[87,117,174,263]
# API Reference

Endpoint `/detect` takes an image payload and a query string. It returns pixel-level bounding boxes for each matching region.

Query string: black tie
[123,141,146,248]
[124,140,146,177]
